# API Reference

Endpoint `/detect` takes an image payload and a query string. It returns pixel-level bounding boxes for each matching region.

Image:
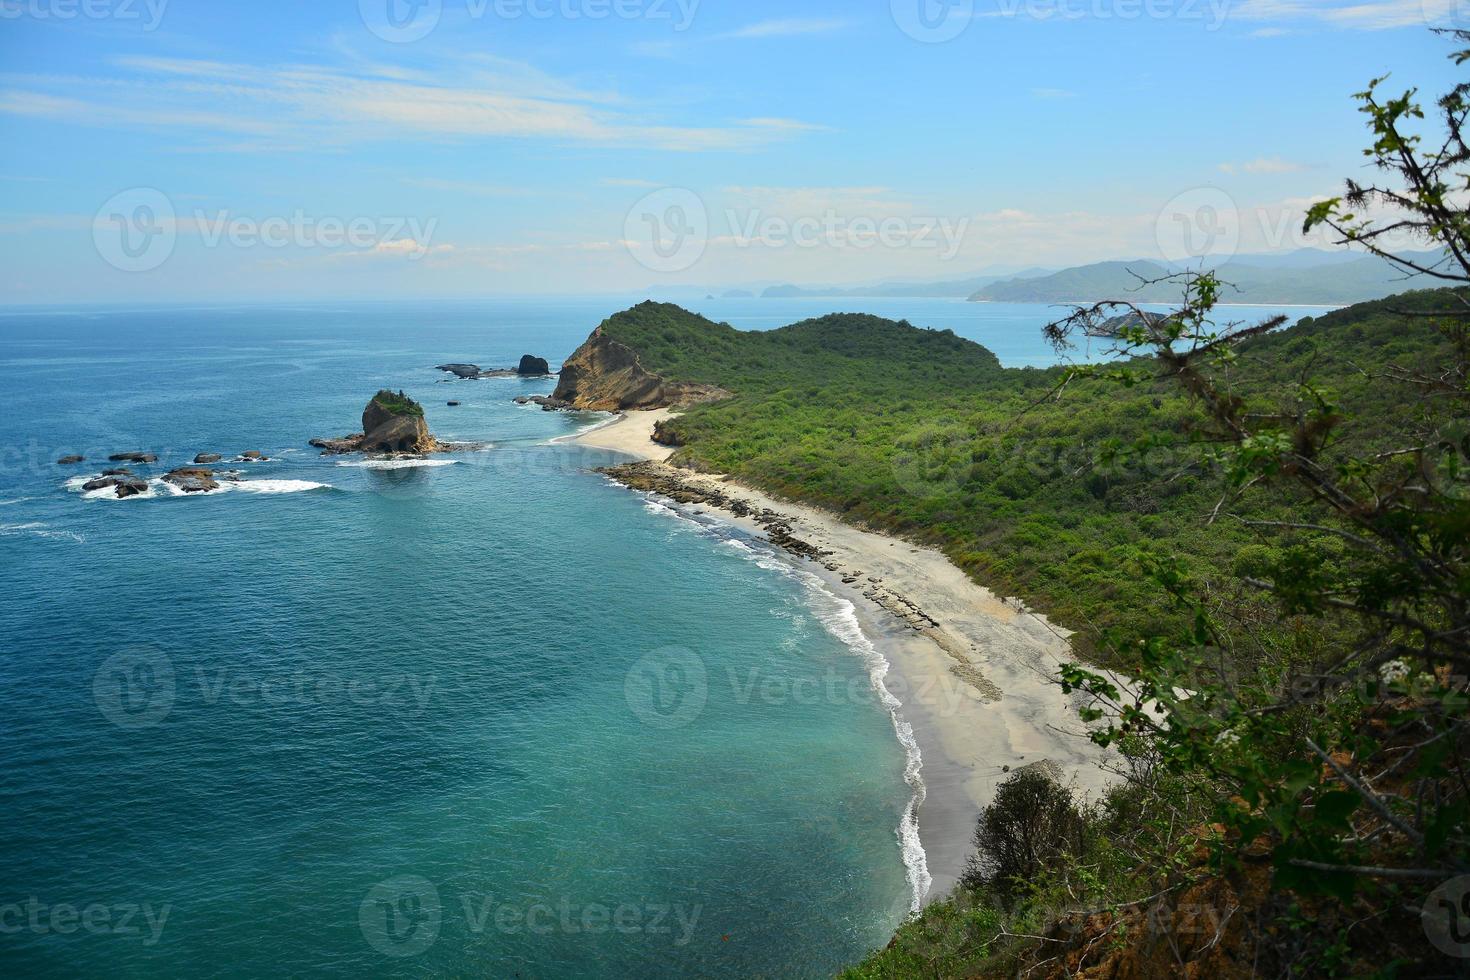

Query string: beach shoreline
[569,411,1114,903]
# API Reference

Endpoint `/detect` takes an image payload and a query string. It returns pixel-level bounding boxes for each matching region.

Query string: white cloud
[0,56,824,154]
[719,18,850,39]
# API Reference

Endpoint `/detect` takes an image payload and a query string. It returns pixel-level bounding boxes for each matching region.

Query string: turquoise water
[0,297,1332,977]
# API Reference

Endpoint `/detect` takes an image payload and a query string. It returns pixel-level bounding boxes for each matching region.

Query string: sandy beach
[570,411,1114,900]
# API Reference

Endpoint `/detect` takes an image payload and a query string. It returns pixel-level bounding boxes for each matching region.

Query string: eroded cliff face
[552,327,729,411]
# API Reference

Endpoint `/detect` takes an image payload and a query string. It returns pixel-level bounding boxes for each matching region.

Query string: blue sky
[0,0,1462,302]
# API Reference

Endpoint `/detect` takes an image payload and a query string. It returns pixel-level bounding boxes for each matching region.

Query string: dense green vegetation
[370,389,424,417]
[599,291,1458,655]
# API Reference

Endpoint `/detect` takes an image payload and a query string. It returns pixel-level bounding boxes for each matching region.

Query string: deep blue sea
[0,296,1334,978]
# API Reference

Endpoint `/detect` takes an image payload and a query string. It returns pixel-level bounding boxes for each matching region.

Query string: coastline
[570,411,1114,902]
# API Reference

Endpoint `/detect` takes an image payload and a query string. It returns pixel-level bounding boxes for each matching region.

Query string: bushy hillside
[605,292,1458,651]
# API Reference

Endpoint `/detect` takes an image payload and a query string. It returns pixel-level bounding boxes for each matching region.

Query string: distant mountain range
[759,270,1052,299]
[968,250,1444,305]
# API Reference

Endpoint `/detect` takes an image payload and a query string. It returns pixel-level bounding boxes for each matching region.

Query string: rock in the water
[517,354,552,376]
[436,363,484,380]
[514,395,571,411]
[163,467,220,493]
[57,455,84,465]
[240,450,265,460]
[313,390,443,455]
[83,475,149,498]
[447,400,461,407]
[108,452,157,464]
[194,453,223,464]
[102,468,133,477]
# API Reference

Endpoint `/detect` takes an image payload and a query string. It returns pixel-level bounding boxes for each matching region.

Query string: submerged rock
[57,455,84,465]
[163,467,220,494]
[108,452,157,464]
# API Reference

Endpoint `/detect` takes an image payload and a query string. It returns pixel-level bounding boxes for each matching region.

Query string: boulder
[83,475,149,498]
[57,455,84,465]
[517,354,552,376]
[102,468,133,477]
[108,452,157,464]
[436,363,484,380]
[163,467,220,494]
[447,401,462,407]
[194,453,223,464]
[240,450,265,460]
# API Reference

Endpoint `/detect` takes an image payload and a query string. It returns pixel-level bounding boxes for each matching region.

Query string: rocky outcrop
[437,363,486,379]
[437,355,553,380]
[514,395,572,411]
[57,455,84,465]
[517,354,551,376]
[108,452,157,464]
[83,475,149,498]
[312,390,443,455]
[194,453,222,464]
[552,328,729,411]
[163,468,220,493]
[240,451,265,461]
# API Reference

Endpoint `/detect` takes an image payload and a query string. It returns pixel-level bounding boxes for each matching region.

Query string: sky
[0,0,1463,303]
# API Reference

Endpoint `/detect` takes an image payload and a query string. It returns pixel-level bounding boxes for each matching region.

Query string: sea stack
[311,390,442,455]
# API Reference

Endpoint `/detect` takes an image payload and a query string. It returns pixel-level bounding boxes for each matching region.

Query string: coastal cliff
[553,319,730,411]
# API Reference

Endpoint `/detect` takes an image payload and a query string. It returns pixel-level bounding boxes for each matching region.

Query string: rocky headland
[549,327,729,411]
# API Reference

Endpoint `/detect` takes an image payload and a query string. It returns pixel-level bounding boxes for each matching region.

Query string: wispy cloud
[719,18,850,39]
[1219,157,1311,175]
[0,55,823,153]
[1230,0,1455,30]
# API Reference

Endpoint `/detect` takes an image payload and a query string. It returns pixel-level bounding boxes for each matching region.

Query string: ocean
[0,296,1336,977]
